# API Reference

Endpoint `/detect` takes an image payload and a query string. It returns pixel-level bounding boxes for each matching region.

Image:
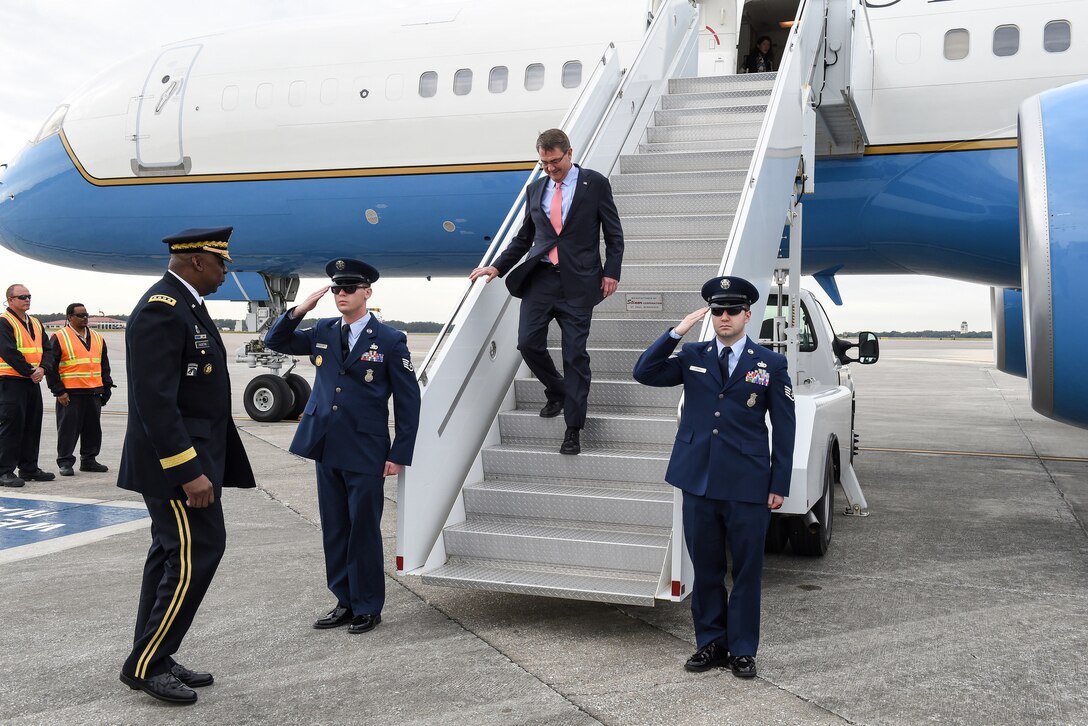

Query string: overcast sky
[0,0,994,332]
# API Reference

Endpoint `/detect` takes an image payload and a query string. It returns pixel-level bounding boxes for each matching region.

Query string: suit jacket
[492,165,624,308]
[118,274,256,498]
[633,332,795,503]
[264,311,420,476]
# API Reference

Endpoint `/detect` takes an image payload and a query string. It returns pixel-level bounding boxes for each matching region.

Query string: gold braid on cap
[170,240,232,261]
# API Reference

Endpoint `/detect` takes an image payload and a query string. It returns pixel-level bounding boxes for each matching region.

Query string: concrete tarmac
[1,334,1086,725]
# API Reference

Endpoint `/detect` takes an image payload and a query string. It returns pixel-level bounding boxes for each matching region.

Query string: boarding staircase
[398,0,853,605]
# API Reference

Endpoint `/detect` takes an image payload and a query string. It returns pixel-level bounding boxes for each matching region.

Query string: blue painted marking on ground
[0,497,148,548]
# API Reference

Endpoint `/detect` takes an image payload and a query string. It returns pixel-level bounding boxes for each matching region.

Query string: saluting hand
[291,286,330,318]
[182,475,215,508]
[469,265,499,283]
[674,307,710,337]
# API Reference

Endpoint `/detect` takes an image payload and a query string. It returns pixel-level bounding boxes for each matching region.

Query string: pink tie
[548,181,562,265]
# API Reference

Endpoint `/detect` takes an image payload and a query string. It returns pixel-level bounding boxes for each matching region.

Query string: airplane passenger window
[320,79,337,105]
[289,81,305,108]
[562,61,582,88]
[944,29,970,60]
[453,69,472,96]
[525,63,545,91]
[489,66,508,93]
[221,85,239,111]
[993,25,1019,56]
[1044,20,1071,52]
[255,83,273,109]
[419,71,438,98]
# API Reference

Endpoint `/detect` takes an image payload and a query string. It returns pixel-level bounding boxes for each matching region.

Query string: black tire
[244,374,294,422]
[284,373,311,421]
[789,439,837,557]
[765,515,790,554]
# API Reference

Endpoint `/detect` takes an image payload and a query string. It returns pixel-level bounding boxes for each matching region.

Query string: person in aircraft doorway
[742,35,775,73]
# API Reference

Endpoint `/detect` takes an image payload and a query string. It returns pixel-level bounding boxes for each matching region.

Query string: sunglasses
[710,304,747,317]
[331,284,368,295]
[9,294,31,301]
[71,312,89,318]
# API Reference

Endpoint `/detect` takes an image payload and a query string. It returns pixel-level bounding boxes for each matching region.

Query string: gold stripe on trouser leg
[135,500,193,678]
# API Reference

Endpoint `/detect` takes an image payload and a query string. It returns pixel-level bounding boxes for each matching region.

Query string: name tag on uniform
[315,342,328,349]
[194,334,210,350]
[689,365,707,373]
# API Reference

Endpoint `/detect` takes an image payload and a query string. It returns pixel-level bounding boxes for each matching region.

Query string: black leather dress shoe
[170,663,214,688]
[80,460,109,473]
[59,466,74,476]
[313,605,353,629]
[684,642,729,672]
[559,427,581,455]
[0,473,25,487]
[539,399,564,418]
[729,654,757,678]
[18,469,55,482]
[348,613,381,634]
[120,671,197,704]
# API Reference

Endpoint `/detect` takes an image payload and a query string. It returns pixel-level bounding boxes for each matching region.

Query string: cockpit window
[33,105,69,143]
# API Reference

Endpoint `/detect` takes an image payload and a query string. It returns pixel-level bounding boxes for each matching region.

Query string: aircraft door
[135,44,201,172]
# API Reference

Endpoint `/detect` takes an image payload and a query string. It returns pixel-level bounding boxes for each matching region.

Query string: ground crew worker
[46,303,114,476]
[633,276,795,679]
[264,258,420,635]
[117,228,255,706]
[0,284,56,487]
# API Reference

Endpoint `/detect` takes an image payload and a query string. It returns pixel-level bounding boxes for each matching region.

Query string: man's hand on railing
[469,266,499,283]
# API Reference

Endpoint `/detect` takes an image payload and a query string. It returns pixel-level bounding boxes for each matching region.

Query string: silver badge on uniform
[747,393,758,408]
[365,369,374,383]
[757,361,767,368]
[721,279,731,290]
[335,260,346,270]
[186,363,198,377]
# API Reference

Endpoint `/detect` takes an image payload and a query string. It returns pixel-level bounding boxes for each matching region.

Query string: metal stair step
[440,518,670,573]
[660,87,773,110]
[463,479,673,527]
[421,557,660,606]
[611,169,748,194]
[546,347,646,379]
[615,191,742,217]
[621,237,727,263]
[618,263,720,289]
[622,213,735,239]
[498,409,676,450]
[619,149,752,174]
[638,137,759,154]
[668,72,776,95]
[482,440,671,483]
[645,122,763,144]
[654,106,766,128]
[547,317,680,347]
[594,290,708,317]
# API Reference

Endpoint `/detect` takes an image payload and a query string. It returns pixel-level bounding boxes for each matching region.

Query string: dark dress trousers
[265,311,420,616]
[491,165,623,428]
[634,332,795,657]
[118,273,255,681]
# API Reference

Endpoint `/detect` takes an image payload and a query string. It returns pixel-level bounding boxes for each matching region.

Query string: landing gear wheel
[764,515,790,554]
[284,373,312,420]
[244,374,294,422]
[789,441,836,557]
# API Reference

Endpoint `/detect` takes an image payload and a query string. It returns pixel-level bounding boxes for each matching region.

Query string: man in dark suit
[469,128,624,455]
[118,227,256,705]
[264,259,420,635]
[633,276,795,679]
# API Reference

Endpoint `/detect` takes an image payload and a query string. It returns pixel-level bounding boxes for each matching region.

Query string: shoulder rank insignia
[148,294,176,306]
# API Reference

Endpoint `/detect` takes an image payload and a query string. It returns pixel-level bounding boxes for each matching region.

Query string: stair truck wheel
[244,374,294,422]
[284,373,311,420]
[789,437,837,557]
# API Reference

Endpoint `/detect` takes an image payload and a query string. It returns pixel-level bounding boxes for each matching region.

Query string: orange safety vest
[54,325,105,389]
[0,310,44,378]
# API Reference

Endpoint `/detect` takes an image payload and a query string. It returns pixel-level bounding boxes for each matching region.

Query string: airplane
[0,0,1085,427]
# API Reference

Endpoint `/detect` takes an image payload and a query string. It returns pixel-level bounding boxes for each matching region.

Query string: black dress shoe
[313,605,353,629]
[559,427,581,455]
[59,466,74,476]
[348,613,381,634]
[684,642,729,672]
[170,663,214,688]
[119,671,197,705]
[18,469,55,482]
[0,474,25,487]
[539,399,564,418]
[729,654,757,678]
[79,460,109,472]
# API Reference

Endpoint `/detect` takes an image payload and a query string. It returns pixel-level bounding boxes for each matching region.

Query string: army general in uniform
[265,258,420,635]
[117,228,255,705]
[633,276,795,679]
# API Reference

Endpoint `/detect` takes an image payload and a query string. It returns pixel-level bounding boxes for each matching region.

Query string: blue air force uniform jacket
[118,274,256,498]
[264,312,420,475]
[633,332,795,503]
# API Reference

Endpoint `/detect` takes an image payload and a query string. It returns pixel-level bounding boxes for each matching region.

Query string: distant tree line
[840,330,992,339]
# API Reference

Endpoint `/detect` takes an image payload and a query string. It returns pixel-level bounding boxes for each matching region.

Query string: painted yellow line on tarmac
[860,446,1088,464]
